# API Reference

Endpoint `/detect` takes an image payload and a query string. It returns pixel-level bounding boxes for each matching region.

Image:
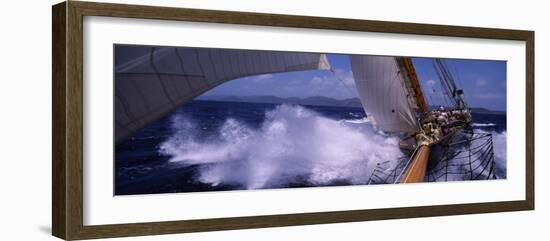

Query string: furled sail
[115,46,331,143]
[350,55,420,133]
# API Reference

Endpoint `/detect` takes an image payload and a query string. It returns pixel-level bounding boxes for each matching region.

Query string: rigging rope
[367,131,498,184]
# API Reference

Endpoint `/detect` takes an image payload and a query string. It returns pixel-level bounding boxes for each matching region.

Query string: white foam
[159,104,403,189]
[472,129,507,178]
[343,117,370,124]
[472,123,497,127]
[491,131,507,177]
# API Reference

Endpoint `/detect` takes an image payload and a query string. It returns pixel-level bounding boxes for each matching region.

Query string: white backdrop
[0,0,547,240]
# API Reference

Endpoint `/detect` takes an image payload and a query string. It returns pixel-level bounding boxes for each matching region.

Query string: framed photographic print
[52,1,534,240]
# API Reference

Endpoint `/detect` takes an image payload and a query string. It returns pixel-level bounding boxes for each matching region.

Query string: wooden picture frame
[52,1,534,240]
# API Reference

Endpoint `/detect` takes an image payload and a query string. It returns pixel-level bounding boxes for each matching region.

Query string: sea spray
[159,104,404,189]
[446,129,507,180]
[472,123,497,127]
[468,129,507,178]
[490,130,507,178]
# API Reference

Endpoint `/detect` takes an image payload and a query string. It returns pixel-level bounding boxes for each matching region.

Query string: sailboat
[351,56,497,184]
[115,46,497,184]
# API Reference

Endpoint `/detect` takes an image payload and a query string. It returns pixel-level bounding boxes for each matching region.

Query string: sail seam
[150,47,177,106]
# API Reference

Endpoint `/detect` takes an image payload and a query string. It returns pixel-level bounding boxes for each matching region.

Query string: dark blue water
[115,100,506,195]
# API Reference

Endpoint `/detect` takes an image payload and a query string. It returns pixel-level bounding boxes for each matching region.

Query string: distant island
[197,95,505,114]
[198,95,363,108]
[464,107,505,115]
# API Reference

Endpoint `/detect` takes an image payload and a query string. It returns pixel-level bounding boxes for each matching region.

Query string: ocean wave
[472,129,507,178]
[488,130,507,178]
[159,104,403,189]
[130,135,157,140]
[472,123,497,127]
[343,117,370,124]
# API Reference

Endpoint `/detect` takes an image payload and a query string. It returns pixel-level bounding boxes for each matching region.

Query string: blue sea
[115,100,507,195]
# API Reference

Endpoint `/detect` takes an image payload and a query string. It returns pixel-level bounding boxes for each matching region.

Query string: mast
[351,56,471,184]
[398,58,471,184]
[398,57,429,114]
[349,55,433,184]
[396,57,432,184]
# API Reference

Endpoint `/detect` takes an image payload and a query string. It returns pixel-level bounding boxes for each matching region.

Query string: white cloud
[474,92,502,99]
[214,68,359,99]
[296,69,358,98]
[475,79,488,87]
[310,69,355,87]
[248,73,274,83]
[256,74,273,80]
[332,69,355,86]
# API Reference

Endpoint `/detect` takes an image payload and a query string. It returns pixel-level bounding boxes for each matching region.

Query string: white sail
[115,46,331,143]
[350,55,420,133]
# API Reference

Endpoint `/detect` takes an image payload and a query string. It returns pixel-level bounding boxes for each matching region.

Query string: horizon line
[197,94,506,112]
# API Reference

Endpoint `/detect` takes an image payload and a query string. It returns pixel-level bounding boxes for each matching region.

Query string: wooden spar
[401,57,429,114]
[397,57,432,183]
[400,144,431,183]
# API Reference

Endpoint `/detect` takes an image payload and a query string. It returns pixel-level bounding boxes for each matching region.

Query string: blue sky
[202,54,507,111]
